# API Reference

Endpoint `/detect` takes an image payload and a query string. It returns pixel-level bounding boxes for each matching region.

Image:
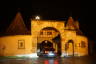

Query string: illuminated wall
[0,20,88,57]
[0,35,32,56]
[76,36,88,56]
[61,30,77,56]
[61,30,88,56]
[31,20,88,57]
[31,20,65,54]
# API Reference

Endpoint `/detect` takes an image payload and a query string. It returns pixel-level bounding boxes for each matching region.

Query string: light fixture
[35,16,40,20]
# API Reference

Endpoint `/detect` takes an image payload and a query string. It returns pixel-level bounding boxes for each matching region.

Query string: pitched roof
[66,17,75,29]
[65,17,83,35]
[6,12,28,35]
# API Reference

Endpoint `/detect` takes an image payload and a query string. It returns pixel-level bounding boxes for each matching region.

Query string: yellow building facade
[0,12,88,57]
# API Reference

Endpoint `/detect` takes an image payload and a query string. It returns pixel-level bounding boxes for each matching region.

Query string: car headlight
[48,52,55,56]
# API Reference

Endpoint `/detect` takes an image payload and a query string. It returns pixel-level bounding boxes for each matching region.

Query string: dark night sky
[0,0,95,41]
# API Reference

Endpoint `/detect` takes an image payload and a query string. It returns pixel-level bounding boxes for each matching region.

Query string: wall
[0,20,88,57]
[0,35,32,56]
[61,30,88,56]
[76,36,88,56]
[61,30,77,56]
[31,20,88,57]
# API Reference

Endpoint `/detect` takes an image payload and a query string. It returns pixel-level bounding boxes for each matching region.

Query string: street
[0,56,96,64]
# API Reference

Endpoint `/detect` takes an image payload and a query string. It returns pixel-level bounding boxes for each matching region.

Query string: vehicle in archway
[38,47,57,58]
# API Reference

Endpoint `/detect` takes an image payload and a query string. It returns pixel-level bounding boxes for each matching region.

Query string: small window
[47,32,52,35]
[81,41,86,48]
[18,40,25,49]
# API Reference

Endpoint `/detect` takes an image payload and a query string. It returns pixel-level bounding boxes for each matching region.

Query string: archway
[37,27,61,57]
[65,40,74,56]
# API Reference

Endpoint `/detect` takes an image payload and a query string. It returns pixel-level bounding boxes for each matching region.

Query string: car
[42,51,56,58]
[47,51,56,57]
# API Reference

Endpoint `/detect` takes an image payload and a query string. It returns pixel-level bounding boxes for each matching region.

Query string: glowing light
[16,53,39,58]
[48,53,54,56]
[48,52,55,56]
[61,53,67,57]
[35,16,40,20]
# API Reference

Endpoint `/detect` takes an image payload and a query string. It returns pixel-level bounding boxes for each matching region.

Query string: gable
[6,12,28,35]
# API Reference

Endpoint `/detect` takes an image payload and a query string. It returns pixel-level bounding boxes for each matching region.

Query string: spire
[67,16,74,25]
[66,16,75,30]
[6,12,28,35]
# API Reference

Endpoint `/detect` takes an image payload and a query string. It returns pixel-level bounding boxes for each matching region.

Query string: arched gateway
[37,27,61,56]
[31,19,88,57]
[31,20,65,57]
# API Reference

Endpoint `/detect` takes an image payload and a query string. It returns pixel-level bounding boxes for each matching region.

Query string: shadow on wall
[88,39,95,56]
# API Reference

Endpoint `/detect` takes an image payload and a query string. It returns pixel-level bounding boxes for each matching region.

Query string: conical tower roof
[66,17,75,30]
[6,12,28,35]
[65,17,83,35]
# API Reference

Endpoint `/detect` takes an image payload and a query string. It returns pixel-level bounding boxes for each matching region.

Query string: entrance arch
[65,40,74,56]
[37,27,61,56]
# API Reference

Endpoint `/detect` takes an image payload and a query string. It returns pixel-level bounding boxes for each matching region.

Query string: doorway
[65,40,74,56]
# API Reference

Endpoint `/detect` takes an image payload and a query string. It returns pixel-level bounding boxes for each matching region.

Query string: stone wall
[0,35,32,56]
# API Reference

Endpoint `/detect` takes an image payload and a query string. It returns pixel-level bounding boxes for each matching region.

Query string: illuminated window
[47,32,52,35]
[18,40,25,49]
[81,41,86,48]
[35,16,40,20]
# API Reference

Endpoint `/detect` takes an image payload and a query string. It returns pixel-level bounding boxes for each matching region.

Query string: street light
[35,16,40,20]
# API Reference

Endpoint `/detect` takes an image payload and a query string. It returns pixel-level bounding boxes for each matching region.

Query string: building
[0,12,88,57]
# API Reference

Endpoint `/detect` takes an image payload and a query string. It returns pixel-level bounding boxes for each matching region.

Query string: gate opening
[37,27,61,57]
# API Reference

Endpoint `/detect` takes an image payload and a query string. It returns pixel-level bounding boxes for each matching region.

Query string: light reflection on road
[0,56,96,64]
[44,59,58,64]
